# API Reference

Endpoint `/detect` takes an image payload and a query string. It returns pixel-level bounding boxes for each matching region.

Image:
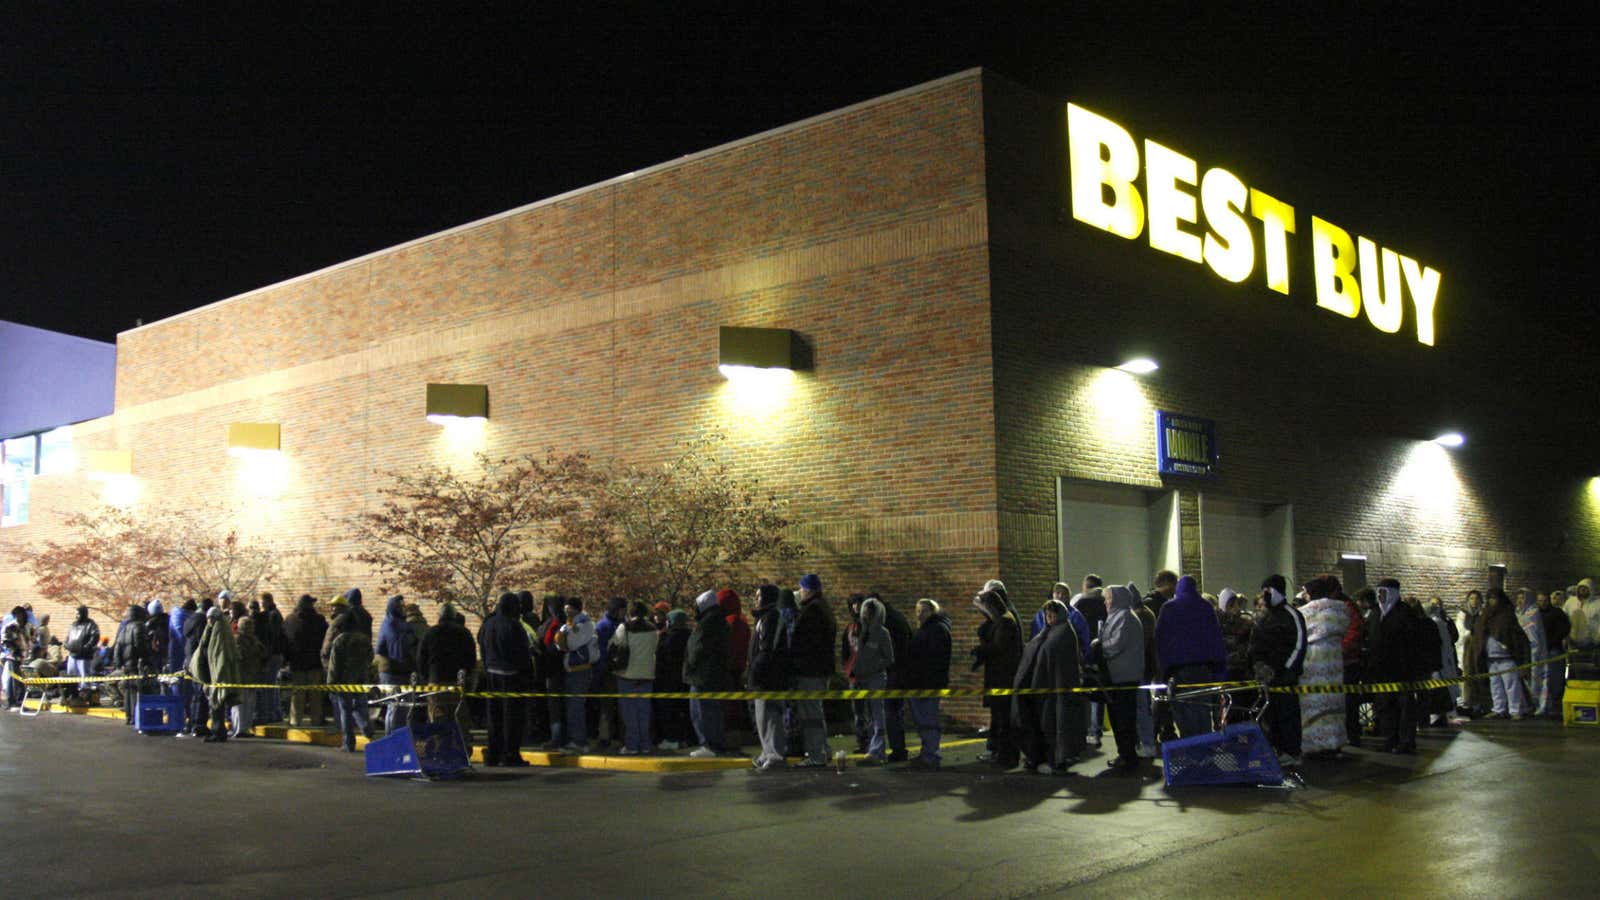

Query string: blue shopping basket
[1161,722,1283,787]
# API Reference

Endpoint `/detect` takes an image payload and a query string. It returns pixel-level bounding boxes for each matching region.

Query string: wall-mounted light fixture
[426,383,489,424]
[1432,431,1465,448]
[1115,357,1159,375]
[719,326,806,380]
[227,423,281,457]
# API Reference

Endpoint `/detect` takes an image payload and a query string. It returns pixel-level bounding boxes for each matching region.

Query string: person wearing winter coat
[230,615,265,738]
[791,574,834,766]
[536,595,568,747]
[281,594,328,727]
[747,585,789,771]
[609,602,660,755]
[556,598,598,754]
[654,609,693,750]
[592,596,628,752]
[189,607,243,743]
[417,603,476,725]
[874,594,914,763]
[326,608,375,753]
[684,590,733,758]
[1423,597,1463,724]
[478,592,533,765]
[1216,589,1254,682]
[143,600,169,676]
[849,596,895,765]
[181,600,214,736]
[1012,599,1085,774]
[375,594,420,735]
[63,606,100,696]
[1469,588,1532,720]
[252,593,287,724]
[1154,575,1228,738]
[1298,575,1347,756]
[1538,592,1572,719]
[1249,575,1308,764]
[900,599,952,771]
[109,603,151,723]
[1457,589,1488,715]
[1095,584,1146,770]
[1370,579,1425,752]
[972,587,1023,767]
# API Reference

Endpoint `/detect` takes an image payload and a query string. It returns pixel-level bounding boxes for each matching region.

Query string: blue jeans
[332,694,367,750]
[909,697,941,763]
[795,676,829,762]
[1548,655,1567,715]
[861,672,888,759]
[1135,687,1155,750]
[617,677,654,752]
[690,686,725,751]
[564,667,591,748]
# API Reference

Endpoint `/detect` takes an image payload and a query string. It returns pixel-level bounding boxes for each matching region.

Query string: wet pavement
[3,708,1596,898]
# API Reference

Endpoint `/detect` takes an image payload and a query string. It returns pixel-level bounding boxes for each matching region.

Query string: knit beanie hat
[695,590,719,613]
[799,573,822,593]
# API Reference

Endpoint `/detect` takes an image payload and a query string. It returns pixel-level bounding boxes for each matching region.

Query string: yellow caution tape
[10,651,1574,700]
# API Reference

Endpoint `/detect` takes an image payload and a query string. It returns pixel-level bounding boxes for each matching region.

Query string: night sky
[3,4,1596,393]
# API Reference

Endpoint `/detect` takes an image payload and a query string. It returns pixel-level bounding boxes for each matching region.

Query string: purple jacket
[1154,576,1227,678]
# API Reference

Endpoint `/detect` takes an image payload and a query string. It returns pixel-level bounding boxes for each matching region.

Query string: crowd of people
[3,571,1593,775]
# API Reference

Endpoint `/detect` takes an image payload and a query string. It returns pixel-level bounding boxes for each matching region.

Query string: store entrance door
[1056,479,1181,589]
[1198,495,1295,596]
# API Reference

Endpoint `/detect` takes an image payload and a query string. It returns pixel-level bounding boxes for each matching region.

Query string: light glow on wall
[1389,440,1463,523]
[98,474,141,508]
[235,450,289,498]
[433,415,489,467]
[717,365,799,424]
[1084,367,1153,448]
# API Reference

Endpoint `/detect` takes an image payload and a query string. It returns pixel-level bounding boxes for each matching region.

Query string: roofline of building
[118,67,987,339]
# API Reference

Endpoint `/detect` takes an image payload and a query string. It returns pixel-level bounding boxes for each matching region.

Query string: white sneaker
[689,746,718,758]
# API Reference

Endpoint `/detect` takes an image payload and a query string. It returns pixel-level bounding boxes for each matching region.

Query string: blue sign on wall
[1156,411,1217,477]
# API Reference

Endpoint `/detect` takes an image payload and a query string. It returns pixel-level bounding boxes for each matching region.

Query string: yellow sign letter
[1358,238,1404,335]
[1249,189,1296,295]
[1201,167,1254,283]
[1400,255,1442,346]
[1067,104,1144,239]
[1311,216,1360,318]
[1144,139,1202,263]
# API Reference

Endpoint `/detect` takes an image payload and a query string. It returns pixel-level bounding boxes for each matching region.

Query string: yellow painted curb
[20,699,982,773]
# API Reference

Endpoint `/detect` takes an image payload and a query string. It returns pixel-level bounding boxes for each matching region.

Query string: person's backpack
[145,620,167,660]
[608,632,631,672]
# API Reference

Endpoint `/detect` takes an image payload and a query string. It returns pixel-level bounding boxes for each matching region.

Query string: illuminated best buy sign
[1067,103,1442,346]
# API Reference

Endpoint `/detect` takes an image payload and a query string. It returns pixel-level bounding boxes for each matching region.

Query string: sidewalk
[17,697,978,772]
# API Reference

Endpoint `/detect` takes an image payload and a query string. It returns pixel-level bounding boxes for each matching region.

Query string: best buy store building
[4,71,1595,703]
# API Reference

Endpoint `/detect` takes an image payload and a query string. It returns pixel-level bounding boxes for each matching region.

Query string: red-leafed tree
[11,505,174,620]
[158,507,282,602]
[534,433,805,605]
[347,452,594,622]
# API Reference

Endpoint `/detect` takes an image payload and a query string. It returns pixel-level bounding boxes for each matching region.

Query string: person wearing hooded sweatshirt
[143,600,169,677]
[326,605,376,753]
[900,599,952,771]
[536,595,568,747]
[719,589,751,733]
[654,608,693,750]
[684,590,733,758]
[1469,587,1531,720]
[1298,575,1347,757]
[610,601,660,755]
[1096,584,1146,770]
[1012,598,1085,774]
[478,592,533,765]
[1155,575,1228,738]
[1249,575,1308,765]
[747,584,790,771]
[376,594,420,735]
[189,607,243,743]
[1424,597,1463,724]
[282,594,328,727]
[1561,584,1592,650]
[63,605,99,698]
[1515,588,1549,717]
[850,596,896,765]
[556,597,598,754]
[231,615,265,738]
[972,587,1023,767]
[791,573,835,766]
[1216,589,1254,683]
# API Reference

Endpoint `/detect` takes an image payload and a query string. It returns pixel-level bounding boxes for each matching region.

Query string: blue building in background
[0,320,116,526]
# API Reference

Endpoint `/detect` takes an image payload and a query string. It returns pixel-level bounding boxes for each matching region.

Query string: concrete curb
[19,698,979,773]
